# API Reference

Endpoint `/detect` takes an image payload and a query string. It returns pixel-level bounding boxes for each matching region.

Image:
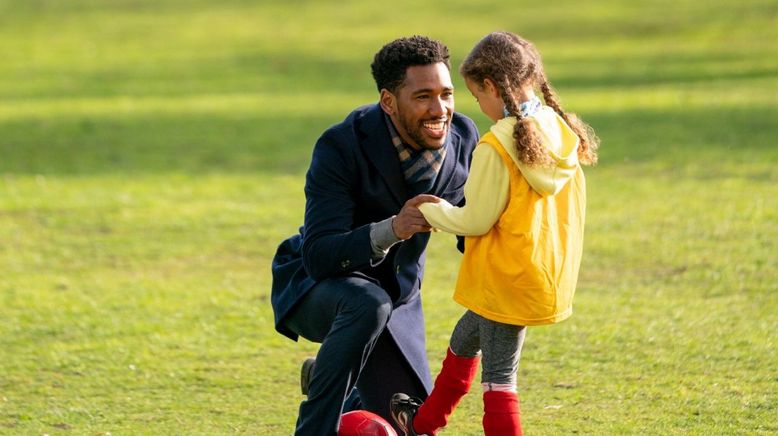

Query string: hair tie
[502,107,511,118]
[519,96,542,118]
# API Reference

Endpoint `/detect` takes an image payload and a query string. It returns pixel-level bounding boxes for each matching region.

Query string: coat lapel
[359,105,408,206]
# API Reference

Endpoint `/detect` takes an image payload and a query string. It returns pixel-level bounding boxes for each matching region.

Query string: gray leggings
[449,310,527,387]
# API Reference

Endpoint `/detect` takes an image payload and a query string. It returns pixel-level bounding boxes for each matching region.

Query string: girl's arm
[419,143,508,236]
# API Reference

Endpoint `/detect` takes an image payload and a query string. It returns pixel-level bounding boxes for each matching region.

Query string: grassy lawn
[1,0,776,434]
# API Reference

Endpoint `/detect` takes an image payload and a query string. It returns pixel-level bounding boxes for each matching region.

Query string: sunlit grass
[1,0,776,434]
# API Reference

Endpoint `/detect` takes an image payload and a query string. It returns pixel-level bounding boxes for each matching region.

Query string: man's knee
[346,286,392,333]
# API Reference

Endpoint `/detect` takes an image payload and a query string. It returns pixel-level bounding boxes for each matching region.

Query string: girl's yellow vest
[453,132,586,326]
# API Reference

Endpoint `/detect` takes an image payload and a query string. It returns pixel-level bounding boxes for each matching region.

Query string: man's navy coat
[271,103,478,392]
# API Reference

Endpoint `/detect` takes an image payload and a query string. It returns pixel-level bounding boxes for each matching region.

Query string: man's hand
[392,194,441,240]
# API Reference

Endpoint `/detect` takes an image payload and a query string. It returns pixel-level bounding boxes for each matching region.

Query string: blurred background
[1,0,776,434]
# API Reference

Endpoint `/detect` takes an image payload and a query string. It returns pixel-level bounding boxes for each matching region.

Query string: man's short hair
[371,35,450,93]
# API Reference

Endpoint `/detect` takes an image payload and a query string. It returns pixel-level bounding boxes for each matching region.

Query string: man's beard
[396,110,447,150]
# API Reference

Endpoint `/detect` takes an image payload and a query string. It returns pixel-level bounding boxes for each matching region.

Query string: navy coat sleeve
[301,127,374,281]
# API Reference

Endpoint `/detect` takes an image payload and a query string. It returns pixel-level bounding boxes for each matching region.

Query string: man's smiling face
[382,62,454,150]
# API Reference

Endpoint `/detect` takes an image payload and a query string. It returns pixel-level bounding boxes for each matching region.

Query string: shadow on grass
[1,105,777,177]
[0,52,377,101]
[588,105,778,167]
[2,47,776,102]
[0,113,337,176]
[552,56,778,89]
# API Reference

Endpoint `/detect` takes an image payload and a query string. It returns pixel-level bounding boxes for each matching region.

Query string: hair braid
[461,31,598,166]
[497,75,549,167]
[540,78,599,165]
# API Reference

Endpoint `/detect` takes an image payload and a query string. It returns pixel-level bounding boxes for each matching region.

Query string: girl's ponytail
[461,31,599,166]
[540,78,599,165]
[499,76,549,167]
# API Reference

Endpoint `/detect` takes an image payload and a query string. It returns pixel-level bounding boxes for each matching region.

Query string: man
[270,35,478,435]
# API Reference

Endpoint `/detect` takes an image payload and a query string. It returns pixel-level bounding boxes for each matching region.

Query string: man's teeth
[423,121,445,131]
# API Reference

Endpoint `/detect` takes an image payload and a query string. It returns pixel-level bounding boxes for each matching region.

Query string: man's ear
[379,89,396,115]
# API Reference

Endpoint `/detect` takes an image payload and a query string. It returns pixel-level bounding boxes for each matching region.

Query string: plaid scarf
[384,113,447,195]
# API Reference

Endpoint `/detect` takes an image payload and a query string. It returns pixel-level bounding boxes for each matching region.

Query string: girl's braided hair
[460,31,598,166]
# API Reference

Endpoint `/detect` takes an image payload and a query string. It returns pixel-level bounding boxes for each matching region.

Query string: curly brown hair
[460,31,599,166]
[371,35,450,93]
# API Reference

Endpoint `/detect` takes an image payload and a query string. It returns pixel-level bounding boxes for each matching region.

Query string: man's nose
[429,96,447,117]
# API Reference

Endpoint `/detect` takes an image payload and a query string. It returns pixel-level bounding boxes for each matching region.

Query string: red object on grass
[338,410,398,436]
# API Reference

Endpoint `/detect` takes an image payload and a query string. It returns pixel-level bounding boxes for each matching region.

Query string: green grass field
[1,0,776,434]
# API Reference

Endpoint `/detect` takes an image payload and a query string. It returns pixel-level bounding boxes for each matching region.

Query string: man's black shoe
[300,358,315,396]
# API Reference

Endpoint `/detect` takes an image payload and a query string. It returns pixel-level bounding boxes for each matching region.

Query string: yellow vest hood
[490,107,580,196]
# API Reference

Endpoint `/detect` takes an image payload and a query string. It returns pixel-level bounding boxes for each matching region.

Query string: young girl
[390,31,599,436]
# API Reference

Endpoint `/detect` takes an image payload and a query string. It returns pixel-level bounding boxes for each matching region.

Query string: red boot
[412,348,480,435]
[482,391,522,436]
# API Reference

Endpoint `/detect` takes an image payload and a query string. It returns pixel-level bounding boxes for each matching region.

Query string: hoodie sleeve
[419,143,508,236]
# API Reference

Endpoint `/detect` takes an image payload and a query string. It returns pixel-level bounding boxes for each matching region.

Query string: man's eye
[416,95,429,100]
